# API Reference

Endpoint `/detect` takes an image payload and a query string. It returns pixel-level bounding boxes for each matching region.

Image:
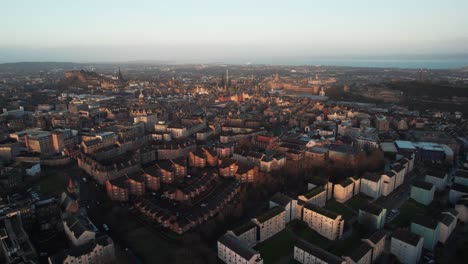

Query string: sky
[1,0,468,64]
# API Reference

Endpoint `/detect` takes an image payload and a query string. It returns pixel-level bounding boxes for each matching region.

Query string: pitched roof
[360,203,385,216]
[392,229,422,247]
[362,173,381,183]
[303,203,340,220]
[218,233,259,260]
[426,170,447,179]
[412,180,434,191]
[255,206,285,223]
[367,230,386,245]
[232,221,257,236]
[270,192,292,207]
[437,213,455,227]
[412,216,438,229]
[303,186,326,199]
[295,239,344,264]
[347,242,372,262]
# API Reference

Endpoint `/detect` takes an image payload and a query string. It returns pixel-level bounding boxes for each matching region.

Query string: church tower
[118,67,124,81]
[138,90,145,105]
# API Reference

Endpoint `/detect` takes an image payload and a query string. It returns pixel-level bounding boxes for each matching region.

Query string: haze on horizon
[1,0,468,65]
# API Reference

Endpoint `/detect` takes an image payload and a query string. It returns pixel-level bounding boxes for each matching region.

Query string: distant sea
[247,56,468,69]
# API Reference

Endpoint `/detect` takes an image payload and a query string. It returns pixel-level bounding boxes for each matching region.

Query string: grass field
[326,200,356,220]
[290,220,331,246]
[256,228,296,264]
[346,195,371,211]
[390,199,427,227]
[328,228,363,256]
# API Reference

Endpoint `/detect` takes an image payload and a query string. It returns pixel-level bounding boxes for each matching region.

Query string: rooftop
[255,206,285,223]
[218,233,259,261]
[392,229,422,247]
[304,203,340,220]
[295,239,344,264]
[412,180,434,191]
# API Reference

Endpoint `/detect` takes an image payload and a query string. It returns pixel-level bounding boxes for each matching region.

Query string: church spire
[118,67,124,81]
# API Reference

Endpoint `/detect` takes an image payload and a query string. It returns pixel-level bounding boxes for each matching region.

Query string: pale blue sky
[1,0,467,63]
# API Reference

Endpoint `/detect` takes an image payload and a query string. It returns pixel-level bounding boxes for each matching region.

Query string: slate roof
[412,180,434,191]
[362,173,381,183]
[348,242,372,262]
[392,229,422,247]
[255,206,285,223]
[270,192,292,207]
[218,233,259,260]
[295,239,344,264]
[303,203,340,220]
[367,230,386,245]
[360,203,385,216]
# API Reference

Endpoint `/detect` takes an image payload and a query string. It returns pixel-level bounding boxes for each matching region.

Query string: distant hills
[0,62,82,73]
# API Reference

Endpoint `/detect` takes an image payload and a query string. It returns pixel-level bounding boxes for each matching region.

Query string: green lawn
[326,200,356,220]
[346,195,371,211]
[256,228,296,264]
[390,199,427,227]
[289,221,331,248]
[329,230,362,256]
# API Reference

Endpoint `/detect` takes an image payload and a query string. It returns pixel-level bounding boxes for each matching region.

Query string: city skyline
[1,0,468,65]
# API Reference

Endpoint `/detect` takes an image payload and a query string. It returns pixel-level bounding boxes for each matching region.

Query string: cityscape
[1,1,468,264]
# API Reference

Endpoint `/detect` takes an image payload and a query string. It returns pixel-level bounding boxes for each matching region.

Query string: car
[391,209,398,214]
[102,224,109,231]
[82,177,87,183]
[39,252,48,257]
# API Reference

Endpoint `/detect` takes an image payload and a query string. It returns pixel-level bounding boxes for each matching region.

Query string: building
[126,173,146,196]
[189,148,207,168]
[391,164,406,189]
[381,171,396,197]
[217,233,263,264]
[252,207,286,242]
[229,222,258,247]
[362,230,386,264]
[105,177,129,202]
[390,230,423,264]
[454,169,468,187]
[142,166,161,191]
[0,213,37,263]
[410,217,440,250]
[437,211,457,244]
[235,164,258,183]
[333,178,355,203]
[360,173,382,200]
[358,203,387,230]
[25,132,53,155]
[374,115,389,132]
[298,186,327,208]
[410,181,435,206]
[425,170,448,191]
[343,242,372,264]
[449,184,468,204]
[293,239,345,264]
[48,235,115,264]
[302,203,344,240]
[63,215,98,246]
[455,196,468,223]
[269,192,297,223]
